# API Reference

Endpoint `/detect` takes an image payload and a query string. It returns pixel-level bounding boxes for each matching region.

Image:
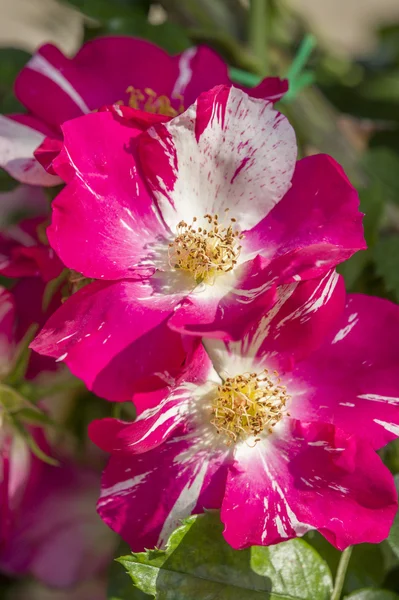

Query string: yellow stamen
[119,86,184,117]
[168,214,243,284]
[210,371,290,446]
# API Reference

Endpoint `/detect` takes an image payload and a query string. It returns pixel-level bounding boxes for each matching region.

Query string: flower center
[119,86,184,117]
[168,213,243,285]
[210,371,290,446]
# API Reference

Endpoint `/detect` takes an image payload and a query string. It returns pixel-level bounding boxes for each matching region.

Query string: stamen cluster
[168,213,243,284]
[210,371,290,445]
[124,86,184,117]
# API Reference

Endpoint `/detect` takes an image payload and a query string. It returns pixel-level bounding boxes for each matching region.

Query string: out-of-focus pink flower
[31,85,365,401]
[0,445,117,588]
[0,283,116,588]
[89,276,399,551]
[0,36,287,186]
[0,184,64,376]
[0,216,63,282]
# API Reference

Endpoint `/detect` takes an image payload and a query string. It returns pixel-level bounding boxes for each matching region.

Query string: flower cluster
[0,34,399,589]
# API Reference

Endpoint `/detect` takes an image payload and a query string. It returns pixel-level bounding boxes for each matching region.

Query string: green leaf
[373,236,399,302]
[11,418,58,466]
[118,512,333,599]
[15,407,56,427]
[5,323,38,386]
[108,541,151,600]
[345,590,399,600]
[388,476,399,559]
[0,384,26,412]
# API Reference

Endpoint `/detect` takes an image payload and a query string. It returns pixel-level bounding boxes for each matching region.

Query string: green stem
[331,546,353,600]
[248,0,268,74]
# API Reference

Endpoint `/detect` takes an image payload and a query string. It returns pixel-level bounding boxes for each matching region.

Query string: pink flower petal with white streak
[14,39,182,128]
[89,345,218,454]
[0,115,60,186]
[138,85,296,232]
[203,270,345,376]
[289,294,399,449]
[48,110,167,280]
[97,433,229,551]
[168,256,277,339]
[30,279,186,401]
[222,420,397,550]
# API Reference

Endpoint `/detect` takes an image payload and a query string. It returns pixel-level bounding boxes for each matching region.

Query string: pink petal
[0,115,60,186]
[89,389,188,456]
[48,110,167,280]
[168,256,277,340]
[139,85,296,232]
[244,154,366,282]
[290,294,399,449]
[0,217,63,281]
[171,46,231,106]
[30,279,186,401]
[89,346,217,453]
[203,270,345,376]
[34,136,63,176]
[222,420,397,550]
[97,432,228,551]
[15,38,181,128]
[244,77,288,102]
[0,459,116,587]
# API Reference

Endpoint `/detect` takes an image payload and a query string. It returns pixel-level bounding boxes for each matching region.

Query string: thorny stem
[331,546,353,600]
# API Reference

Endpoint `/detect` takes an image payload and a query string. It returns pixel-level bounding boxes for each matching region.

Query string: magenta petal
[222,420,397,550]
[0,459,115,588]
[203,270,345,376]
[172,46,231,106]
[248,270,346,366]
[89,393,186,456]
[290,294,399,449]
[139,85,296,232]
[0,217,63,282]
[0,115,60,186]
[168,257,277,340]
[244,154,366,282]
[48,111,167,280]
[30,279,186,401]
[245,77,288,102]
[97,433,228,551]
[15,39,180,128]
